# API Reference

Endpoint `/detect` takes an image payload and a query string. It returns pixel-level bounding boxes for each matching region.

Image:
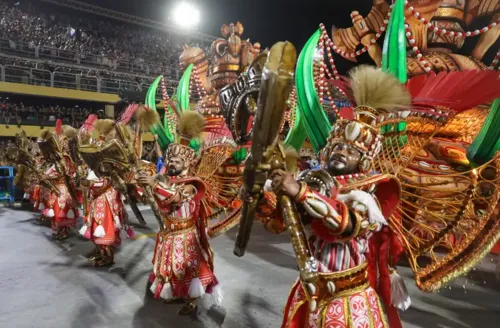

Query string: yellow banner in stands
[0,82,176,109]
[0,82,120,103]
[0,124,155,141]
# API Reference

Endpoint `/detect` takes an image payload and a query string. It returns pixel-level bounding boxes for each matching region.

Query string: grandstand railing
[0,39,179,80]
[0,64,174,97]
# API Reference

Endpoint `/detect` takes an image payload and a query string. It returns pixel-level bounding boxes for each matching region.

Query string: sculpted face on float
[326,142,362,176]
[167,156,186,177]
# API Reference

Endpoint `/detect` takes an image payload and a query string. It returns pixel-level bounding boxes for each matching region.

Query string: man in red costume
[138,111,221,315]
[257,67,410,328]
[79,169,128,267]
[37,124,80,240]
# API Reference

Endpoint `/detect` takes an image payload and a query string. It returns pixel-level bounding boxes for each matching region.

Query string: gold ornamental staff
[233,41,318,283]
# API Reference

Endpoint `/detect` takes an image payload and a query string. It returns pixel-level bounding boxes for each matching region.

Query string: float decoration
[467,98,500,166]
[145,76,174,149]
[382,0,407,83]
[295,29,331,153]
[283,87,307,151]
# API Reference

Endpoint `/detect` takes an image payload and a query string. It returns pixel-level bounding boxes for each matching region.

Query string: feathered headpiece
[55,119,63,136]
[37,128,62,159]
[134,104,160,158]
[92,118,137,144]
[92,119,116,140]
[135,105,160,129]
[324,65,411,172]
[62,125,78,138]
[165,111,205,165]
[80,114,98,134]
[39,128,53,141]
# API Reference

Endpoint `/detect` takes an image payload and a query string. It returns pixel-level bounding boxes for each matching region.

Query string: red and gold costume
[307,0,500,301]
[22,142,42,204]
[252,65,414,328]
[149,176,220,302]
[79,170,127,265]
[42,156,79,236]
[269,57,500,327]
[32,156,50,216]
[37,123,80,239]
[260,173,401,328]
[143,111,225,313]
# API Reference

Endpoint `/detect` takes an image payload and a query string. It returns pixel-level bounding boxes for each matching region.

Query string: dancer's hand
[269,170,300,199]
[136,172,154,186]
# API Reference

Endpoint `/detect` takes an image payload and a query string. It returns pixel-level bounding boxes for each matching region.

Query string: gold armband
[295,181,308,203]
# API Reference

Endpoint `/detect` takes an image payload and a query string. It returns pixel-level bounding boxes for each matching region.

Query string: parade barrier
[0,166,15,206]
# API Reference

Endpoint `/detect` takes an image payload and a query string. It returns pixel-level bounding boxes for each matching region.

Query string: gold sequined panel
[435,7,465,20]
[436,108,489,142]
[448,53,485,70]
[161,216,195,233]
[407,53,483,77]
[373,117,440,177]
[407,57,427,77]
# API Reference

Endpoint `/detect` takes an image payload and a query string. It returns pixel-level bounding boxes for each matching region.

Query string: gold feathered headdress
[39,128,53,141]
[323,65,411,172]
[92,119,115,140]
[62,125,78,138]
[135,105,160,129]
[37,128,61,159]
[165,111,205,165]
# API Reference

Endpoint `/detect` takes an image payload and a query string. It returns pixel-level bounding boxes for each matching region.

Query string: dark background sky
[78,0,373,49]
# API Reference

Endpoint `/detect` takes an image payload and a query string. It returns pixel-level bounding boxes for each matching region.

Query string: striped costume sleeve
[152,182,179,205]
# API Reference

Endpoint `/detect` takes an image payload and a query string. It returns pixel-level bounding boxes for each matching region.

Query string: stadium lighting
[173,2,200,29]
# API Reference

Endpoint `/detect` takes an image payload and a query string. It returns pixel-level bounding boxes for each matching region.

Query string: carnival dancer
[252,66,411,328]
[137,111,221,315]
[32,153,52,219]
[77,118,131,266]
[37,123,80,240]
[12,134,51,221]
[79,169,127,267]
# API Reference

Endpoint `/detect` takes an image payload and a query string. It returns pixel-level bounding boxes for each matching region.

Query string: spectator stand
[0,0,214,82]
[0,93,107,128]
[0,54,178,95]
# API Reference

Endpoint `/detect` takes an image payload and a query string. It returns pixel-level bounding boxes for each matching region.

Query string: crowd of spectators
[0,0,211,147]
[0,98,104,127]
[0,0,210,79]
